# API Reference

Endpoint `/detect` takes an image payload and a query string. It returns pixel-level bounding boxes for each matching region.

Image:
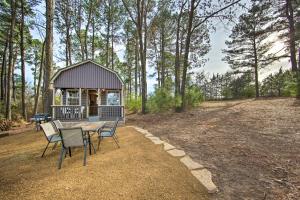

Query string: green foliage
[147,87,174,113]
[261,69,298,97]
[185,86,204,108]
[229,71,255,99]
[126,97,142,113]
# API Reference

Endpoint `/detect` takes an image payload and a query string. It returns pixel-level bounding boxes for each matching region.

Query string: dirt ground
[0,127,208,200]
[127,98,300,200]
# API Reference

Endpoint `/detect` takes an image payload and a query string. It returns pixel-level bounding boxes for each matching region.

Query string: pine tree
[223,0,276,97]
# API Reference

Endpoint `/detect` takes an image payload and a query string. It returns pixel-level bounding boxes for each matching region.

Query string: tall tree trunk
[153,36,160,87]
[34,41,45,115]
[138,0,148,114]
[44,0,54,114]
[160,25,165,87]
[253,38,260,97]
[174,1,185,104]
[75,0,85,61]
[298,47,300,70]
[0,40,8,101]
[111,22,114,70]
[84,1,93,60]
[6,0,16,120]
[20,0,27,120]
[106,0,111,68]
[134,33,138,100]
[286,0,297,71]
[92,17,95,60]
[180,0,196,112]
[12,49,18,102]
[66,0,72,65]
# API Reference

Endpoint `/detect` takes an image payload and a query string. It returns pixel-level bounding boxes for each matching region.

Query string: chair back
[59,128,84,148]
[40,122,57,141]
[53,120,63,132]
[111,118,120,136]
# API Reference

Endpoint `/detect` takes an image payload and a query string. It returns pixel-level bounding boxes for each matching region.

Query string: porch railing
[98,105,124,120]
[52,105,124,121]
[52,105,84,120]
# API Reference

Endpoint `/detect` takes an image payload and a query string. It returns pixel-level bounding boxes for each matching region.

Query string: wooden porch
[51,88,124,121]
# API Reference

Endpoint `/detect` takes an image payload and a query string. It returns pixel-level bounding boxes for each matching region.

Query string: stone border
[127,125,218,194]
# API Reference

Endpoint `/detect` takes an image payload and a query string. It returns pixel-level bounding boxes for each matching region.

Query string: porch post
[97,88,100,118]
[52,88,55,119]
[121,86,125,123]
[60,89,63,105]
[79,88,82,105]
[79,88,82,119]
[97,89,101,105]
[86,89,89,118]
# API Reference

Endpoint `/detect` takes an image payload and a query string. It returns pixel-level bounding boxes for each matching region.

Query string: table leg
[88,132,92,155]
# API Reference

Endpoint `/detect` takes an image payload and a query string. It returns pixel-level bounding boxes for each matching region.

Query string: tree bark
[75,0,85,61]
[106,0,111,68]
[44,0,54,114]
[6,0,16,120]
[66,0,72,65]
[253,38,260,97]
[160,25,165,87]
[174,1,185,104]
[20,0,27,120]
[111,21,114,70]
[134,32,138,100]
[286,0,297,71]
[34,41,45,115]
[84,0,93,60]
[92,17,95,60]
[12,48,18,102]
[0,39,8,101]
[180,0,196,111]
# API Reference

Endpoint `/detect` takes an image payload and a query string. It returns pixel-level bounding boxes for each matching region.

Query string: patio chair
[97,118,120,150]
[58,128,88,169]
[53,120,63,132]
[40,122,62,157]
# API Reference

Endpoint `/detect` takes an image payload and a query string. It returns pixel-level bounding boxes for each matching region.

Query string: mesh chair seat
[100,131,113,137]
[48,134,61,142]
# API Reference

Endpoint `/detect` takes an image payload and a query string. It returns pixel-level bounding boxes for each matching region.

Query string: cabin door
[88,90,98,116]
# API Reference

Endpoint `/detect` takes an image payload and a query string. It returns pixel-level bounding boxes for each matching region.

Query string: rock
[191,169,218,194]
[167,149,186,157]
[145,133,154,138]
[148,136,164,144]
[180,156,204,170]
[163,142,176,151]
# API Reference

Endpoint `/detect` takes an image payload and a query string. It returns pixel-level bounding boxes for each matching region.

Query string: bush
[185,86,204,107]
[0,119,13,131]
[242,85,256,98]
[147,87,174,112]
[126,97,142,113]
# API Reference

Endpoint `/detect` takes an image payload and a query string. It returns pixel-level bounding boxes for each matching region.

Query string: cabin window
[107,91,120,105]
[66,90,79,105]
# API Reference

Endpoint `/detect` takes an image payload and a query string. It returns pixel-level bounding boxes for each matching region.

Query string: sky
[24,1,290,94]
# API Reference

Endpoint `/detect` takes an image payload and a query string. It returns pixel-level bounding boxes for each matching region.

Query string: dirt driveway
[127,98,300,199]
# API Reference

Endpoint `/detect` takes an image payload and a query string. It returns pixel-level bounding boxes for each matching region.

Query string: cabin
[50,60,124,121]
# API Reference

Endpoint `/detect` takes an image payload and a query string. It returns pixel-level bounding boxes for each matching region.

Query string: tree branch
[192,0,242,33]
[122,0,137,26]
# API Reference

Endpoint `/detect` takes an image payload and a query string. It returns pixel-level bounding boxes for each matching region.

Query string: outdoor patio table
[70,122,105,155]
